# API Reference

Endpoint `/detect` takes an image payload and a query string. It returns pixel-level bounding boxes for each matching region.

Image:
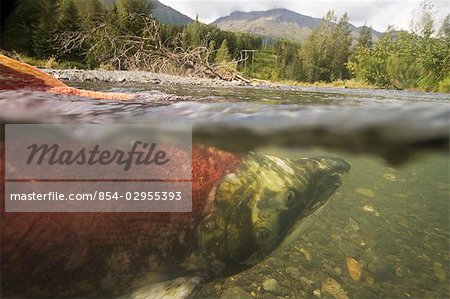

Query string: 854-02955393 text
[5,181,193,212]
[9,191,184,201]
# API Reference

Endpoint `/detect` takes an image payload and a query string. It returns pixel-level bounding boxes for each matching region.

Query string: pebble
[313,289,322,297]
[363,205,380,217]
[331,233,342,241]
[44,69,247,87]
[298,247,312,261]
[220,287,253,299]
[395,265,406,277]
[348,218,360,231]
[355,188,375,198]
[299,276,315,291]
[346,257,362,282]
[365,275,375,286]
[321,278,349,299]
[383,173,397,181]
[263,278,281,295]
[285,266,301,279]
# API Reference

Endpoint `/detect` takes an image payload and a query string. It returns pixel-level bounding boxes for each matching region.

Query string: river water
[0,83,449,298]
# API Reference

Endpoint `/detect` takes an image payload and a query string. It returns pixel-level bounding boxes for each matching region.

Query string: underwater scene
[0,82,449,299]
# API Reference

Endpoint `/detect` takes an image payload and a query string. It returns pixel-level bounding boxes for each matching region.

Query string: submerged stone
[383,173,398,181]
[263,278,281,295]
[321,278,349,299]
[346,257,362,282]
[220,287,253,299]
[355,188,375,197]
[363,205,380,217]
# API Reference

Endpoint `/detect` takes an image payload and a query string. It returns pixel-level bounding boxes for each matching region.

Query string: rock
[365,275,374,286]
[298,247,312,261]
[324,264,341,278]
[383,173,397,182]
[220,287,253,299]
[362,205,380,217]
[321,278,349,299]
[348,218,360,231]
[313,289,322,297]
[354,188,375,198]
[263,278,281,295]
[395,265,406,277]
[286,266,301,279]
[433,261,447,282]
[299,276,315,291]
[346,257,362,282]
[331,233,341,241]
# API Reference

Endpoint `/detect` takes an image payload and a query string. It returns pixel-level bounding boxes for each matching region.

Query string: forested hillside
[1,0,448,91]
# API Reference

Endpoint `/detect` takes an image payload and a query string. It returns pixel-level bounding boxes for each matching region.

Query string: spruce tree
[57,0,83,61]
[357,26,373,48]
[33,0,59,58]
[215,39,231,63]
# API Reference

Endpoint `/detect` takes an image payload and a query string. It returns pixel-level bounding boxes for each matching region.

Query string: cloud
[159,0,450,32]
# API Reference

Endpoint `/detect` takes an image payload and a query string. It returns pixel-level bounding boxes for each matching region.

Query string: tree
[331,12,353,80]
[438,14,450,38]
[215,39,231,63]
[300,11,352,82]
[116,0,153,33]
[76,0,105,26]
[58,0,81,32]
[357,26,373,48]
[56,0,83,60]
[349,12,449,92]
[411,0,435,38]
[33,0,59,58]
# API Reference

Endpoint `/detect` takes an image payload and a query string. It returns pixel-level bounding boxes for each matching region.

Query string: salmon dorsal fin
[0,54,67,91]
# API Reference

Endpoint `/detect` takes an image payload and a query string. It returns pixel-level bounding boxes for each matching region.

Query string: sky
[158,0,449,32]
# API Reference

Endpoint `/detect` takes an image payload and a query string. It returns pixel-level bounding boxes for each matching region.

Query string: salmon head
[191,153,350,276]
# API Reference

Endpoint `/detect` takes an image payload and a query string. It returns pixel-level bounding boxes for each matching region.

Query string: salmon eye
[284,191,296,207]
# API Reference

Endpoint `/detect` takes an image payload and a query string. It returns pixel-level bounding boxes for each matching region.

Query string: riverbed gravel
[44,69,251,87]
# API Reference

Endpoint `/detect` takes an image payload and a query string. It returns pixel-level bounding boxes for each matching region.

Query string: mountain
[103,0,193,25]
[212,8,381,43]
[150,1,193,25]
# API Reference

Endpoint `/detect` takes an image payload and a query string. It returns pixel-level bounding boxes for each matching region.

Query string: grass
[3,52,89,69]
[271,79,377,89]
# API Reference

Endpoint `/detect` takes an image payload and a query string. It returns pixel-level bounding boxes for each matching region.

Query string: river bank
[44,69,252,88]
[43,68,378,91]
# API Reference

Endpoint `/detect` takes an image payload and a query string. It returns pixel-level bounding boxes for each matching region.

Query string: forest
[1,0,449,92]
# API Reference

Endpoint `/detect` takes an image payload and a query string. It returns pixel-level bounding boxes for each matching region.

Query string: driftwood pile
[53,16,250,83]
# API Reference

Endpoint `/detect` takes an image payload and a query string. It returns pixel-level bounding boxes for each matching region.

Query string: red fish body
[0,54,133,100]
[1,146,243,297]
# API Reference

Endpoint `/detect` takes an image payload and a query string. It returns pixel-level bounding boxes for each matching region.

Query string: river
[0,83,448,298]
